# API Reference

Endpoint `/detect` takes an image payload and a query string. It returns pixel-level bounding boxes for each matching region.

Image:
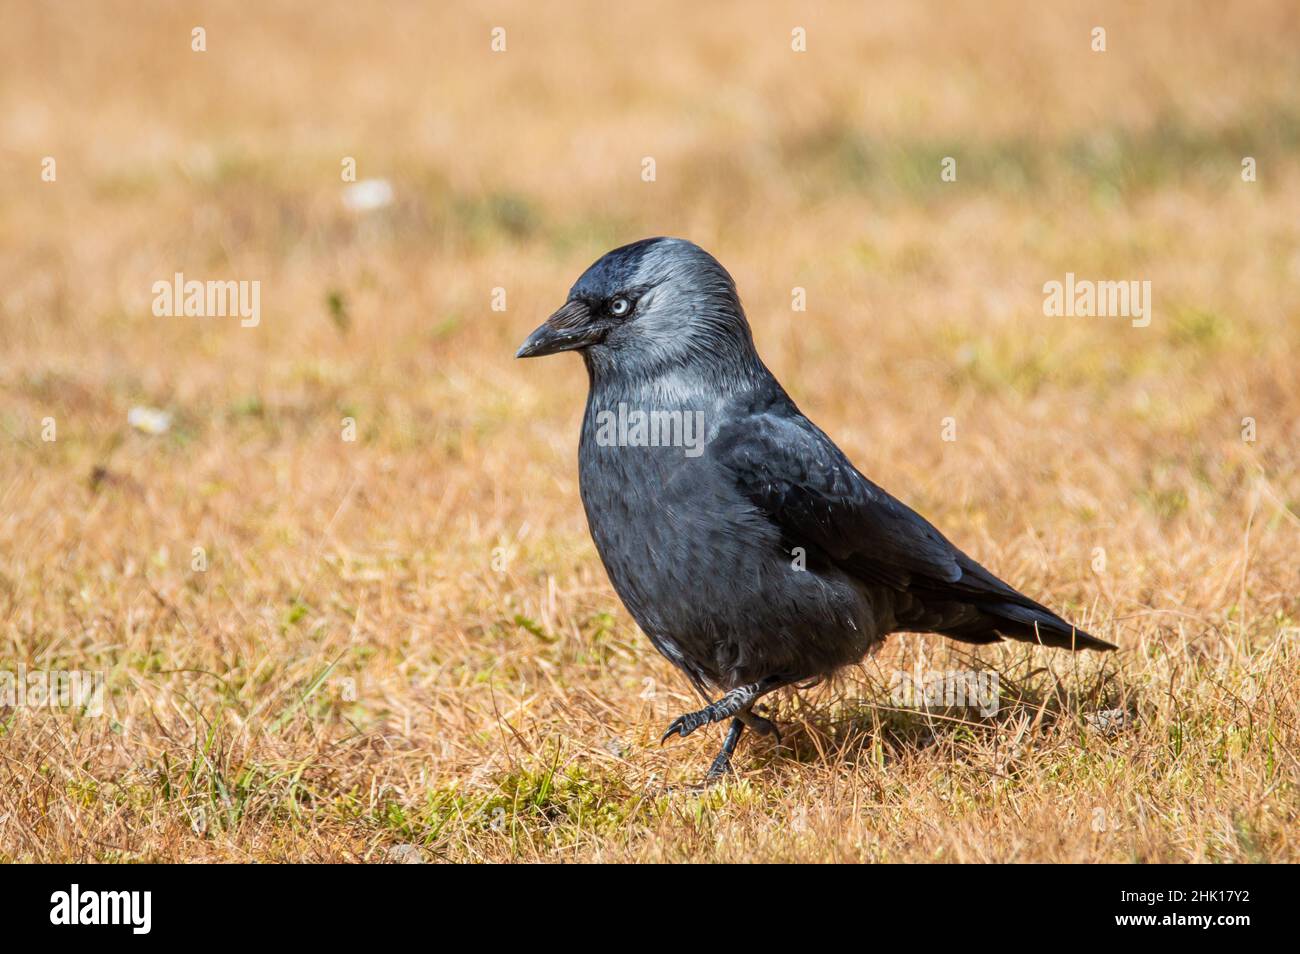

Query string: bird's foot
[659,680,779,745]
[704,752,734,780]
[701,710,782,782]
[660,704,723,743]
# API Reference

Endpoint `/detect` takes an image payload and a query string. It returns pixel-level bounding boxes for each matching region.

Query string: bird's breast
[575,387,884,688]
[577,395,755,619]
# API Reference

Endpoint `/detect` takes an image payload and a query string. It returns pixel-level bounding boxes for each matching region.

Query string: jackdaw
[517,237,1114,777]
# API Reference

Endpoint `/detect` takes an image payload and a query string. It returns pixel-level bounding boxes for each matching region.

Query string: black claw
[660,705,717,744]
[659,715,692,744]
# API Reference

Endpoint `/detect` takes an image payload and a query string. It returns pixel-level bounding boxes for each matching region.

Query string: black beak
[516,300,602,358]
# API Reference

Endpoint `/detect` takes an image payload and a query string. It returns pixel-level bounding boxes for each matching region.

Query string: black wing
[710,403,1113,650]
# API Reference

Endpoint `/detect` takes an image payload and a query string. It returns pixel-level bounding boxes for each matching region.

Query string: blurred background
[0,1,1296,861]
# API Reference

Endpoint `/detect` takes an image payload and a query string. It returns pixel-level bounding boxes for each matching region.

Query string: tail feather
[906,551,1115,651]
[990,601,1114,650]
[938,601,1115,652]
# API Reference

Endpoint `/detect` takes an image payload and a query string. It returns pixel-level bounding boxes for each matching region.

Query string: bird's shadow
[742,651,1130,772]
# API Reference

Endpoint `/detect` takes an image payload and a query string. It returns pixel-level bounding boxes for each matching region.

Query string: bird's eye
[608,297,632,317]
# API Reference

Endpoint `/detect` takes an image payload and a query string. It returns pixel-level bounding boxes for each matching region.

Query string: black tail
[940,599,1115,652]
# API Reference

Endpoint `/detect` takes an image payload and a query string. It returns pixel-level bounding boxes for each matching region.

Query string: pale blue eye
[609,297,632,317]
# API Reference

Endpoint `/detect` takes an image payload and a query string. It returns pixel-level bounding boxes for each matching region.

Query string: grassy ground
[1,0,1297,862]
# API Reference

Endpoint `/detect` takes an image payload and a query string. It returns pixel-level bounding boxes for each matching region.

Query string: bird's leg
[660,682,760,743]
[660,676,785,743]
[704,719,746,779]
[704,705,786,781]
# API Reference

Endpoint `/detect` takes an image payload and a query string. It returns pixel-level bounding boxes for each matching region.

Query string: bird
[516,237,1114,779]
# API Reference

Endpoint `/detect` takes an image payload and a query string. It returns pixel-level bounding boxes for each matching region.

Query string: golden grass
[0,0,1297,862]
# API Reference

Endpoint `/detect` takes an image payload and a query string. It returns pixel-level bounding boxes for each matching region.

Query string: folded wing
[711,403,1114,651]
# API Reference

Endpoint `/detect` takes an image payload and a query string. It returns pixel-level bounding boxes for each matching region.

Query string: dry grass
[0,0,1297,862]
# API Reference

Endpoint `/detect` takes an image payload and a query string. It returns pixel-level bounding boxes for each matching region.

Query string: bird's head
[516,237,761,382]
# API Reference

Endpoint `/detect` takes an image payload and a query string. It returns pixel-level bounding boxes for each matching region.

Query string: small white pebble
[128,406,172,435]
[342,178,394,212]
